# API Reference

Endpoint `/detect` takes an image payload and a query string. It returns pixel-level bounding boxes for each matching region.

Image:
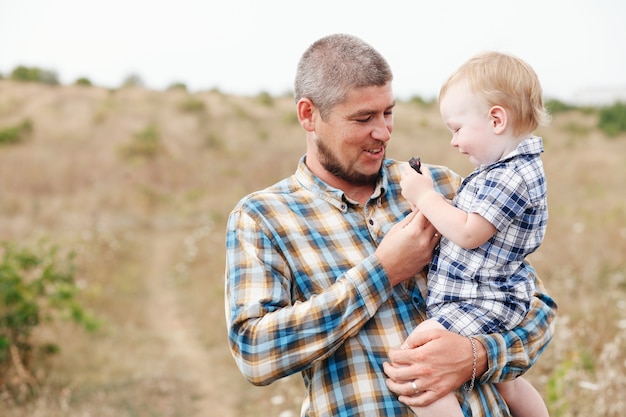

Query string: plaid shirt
[429,136,548,335]
[225,157,557,417]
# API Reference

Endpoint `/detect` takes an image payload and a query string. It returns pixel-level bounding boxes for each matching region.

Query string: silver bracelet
[466,336,477,391]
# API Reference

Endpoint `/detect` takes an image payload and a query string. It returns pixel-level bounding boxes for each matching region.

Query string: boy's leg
[496,378,549,417]
[408,319,464,417]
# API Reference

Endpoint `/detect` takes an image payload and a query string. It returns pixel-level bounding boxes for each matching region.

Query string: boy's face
[440,82,509,167]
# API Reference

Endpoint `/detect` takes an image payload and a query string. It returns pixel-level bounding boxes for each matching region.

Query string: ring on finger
[411,380,419,394]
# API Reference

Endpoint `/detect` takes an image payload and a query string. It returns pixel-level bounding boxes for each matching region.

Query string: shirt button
[368,219,374,225]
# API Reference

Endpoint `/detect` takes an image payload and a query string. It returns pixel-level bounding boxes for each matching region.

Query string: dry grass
[0,80,624,416]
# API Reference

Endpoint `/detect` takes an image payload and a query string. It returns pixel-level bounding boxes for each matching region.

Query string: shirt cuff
[343,253,393,318]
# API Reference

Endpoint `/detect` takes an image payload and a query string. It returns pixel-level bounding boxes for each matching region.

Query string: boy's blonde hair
[439,51,550,136]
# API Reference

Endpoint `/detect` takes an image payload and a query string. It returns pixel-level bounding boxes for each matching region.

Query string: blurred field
[0,80,625,417]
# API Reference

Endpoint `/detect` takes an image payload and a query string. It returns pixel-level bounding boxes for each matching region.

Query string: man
[225,33,556,416]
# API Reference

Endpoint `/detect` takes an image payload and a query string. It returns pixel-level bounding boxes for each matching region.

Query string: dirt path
[146,232,239,417]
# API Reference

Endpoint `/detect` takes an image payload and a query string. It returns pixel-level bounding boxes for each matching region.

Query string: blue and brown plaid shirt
[225,156,557,416]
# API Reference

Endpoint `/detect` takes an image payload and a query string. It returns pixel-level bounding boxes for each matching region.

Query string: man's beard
[316,137,383,186]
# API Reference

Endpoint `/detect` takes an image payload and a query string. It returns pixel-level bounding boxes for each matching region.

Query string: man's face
[309,84,395,187]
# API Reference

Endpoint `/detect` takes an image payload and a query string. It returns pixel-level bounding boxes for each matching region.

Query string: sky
[1,0,625,103]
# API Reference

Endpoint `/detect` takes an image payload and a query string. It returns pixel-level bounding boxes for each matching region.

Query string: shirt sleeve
[471,167,530,231]
[472,265,557,383]
[224,204,393,386]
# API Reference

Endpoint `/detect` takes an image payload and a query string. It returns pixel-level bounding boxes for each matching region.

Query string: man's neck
[343,185,376,206]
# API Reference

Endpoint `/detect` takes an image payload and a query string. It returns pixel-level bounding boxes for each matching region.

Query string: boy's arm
[401,166,495,248]
[417,191,495,249]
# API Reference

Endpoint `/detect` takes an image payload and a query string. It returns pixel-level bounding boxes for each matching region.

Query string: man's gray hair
[294,34,393,119]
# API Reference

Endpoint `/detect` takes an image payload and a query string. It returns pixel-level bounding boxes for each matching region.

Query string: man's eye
[356,116,372,123]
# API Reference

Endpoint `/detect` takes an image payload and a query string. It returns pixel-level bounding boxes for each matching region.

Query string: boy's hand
[400,163,435,209]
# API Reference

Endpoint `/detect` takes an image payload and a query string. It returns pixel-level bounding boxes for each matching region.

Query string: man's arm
[225,207,385,385]
[384,269,557,407]
[473,266,557,383]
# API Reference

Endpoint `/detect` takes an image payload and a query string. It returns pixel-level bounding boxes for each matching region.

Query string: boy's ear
[297,98,316,132]
[490,106,507,134]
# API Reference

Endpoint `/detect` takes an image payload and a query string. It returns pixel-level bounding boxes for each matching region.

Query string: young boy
[400,51,551,417]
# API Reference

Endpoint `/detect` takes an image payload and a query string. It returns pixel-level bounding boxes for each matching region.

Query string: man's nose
[372,116,392,142]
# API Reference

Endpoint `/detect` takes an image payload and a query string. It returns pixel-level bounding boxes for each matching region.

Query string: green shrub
[0,241,98,387]
[545,99,577,114]
[598,102,626,137]
[0,119,33,145]
[121,124,161,157]
[205,131,224,150]
[121,73,144,88]
[167,82,188,91]
[256,91,274,107]
[409,95,435,107]
[10,66,59,85]
[74,77,92,86]
[178,96,205,113]
[562,122,591,138]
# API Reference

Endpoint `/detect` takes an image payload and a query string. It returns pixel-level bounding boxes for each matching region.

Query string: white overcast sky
[1,0,625,102]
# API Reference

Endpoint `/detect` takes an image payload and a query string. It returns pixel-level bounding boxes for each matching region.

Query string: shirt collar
[478,135,544,171]
[509,135,544,158]
[294,155,389,211]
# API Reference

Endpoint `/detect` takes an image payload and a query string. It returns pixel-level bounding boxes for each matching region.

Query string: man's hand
[383,328,486,407]
[375,211,439,286]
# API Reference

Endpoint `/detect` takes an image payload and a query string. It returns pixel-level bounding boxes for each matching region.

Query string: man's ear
[297,98,316,132]
[490,106,507,134]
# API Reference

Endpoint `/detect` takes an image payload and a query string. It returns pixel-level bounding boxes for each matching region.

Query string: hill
[1,80,625,416]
